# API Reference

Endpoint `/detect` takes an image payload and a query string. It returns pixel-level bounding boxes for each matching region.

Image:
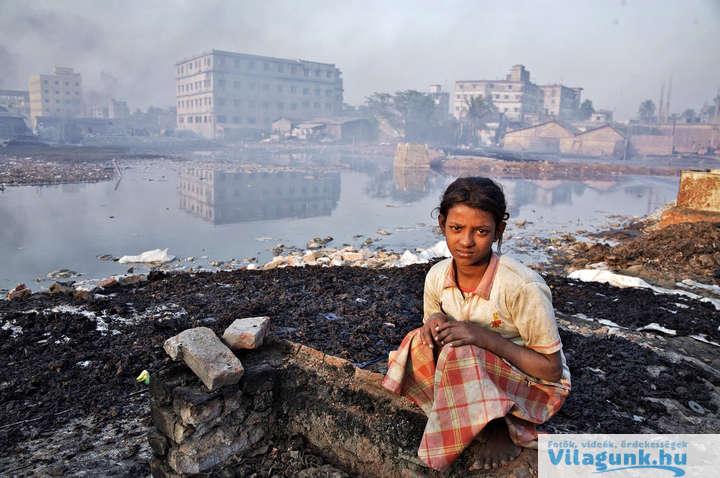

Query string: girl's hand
[434,320,493,348]
[420,313,448,348]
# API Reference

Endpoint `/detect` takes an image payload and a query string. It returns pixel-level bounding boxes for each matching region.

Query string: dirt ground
[1,246,719,476]
[1,149,719,476]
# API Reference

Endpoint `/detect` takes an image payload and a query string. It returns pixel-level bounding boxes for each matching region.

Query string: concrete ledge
[149,338,538,477]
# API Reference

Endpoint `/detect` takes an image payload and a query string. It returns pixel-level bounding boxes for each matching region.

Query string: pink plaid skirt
[382,328,570,470]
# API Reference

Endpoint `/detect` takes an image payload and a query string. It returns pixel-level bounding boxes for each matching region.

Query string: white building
[176,49,344,139]
[28,67,83,126]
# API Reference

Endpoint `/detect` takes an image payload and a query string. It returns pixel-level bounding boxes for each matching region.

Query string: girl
[383,177,571,471]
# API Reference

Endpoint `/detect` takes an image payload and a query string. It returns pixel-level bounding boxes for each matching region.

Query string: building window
[204,116,208,122]
[514,107,519,112]
[188,116,193,123]
[314,102,320,109]
[234,99,241,107]
[250,81,256,89]
[234,58,241,67]
[277,85,283,92]
[291,103,297,110]
[217,115,226,123]
[277,102,284,110]
[249,100,255,107]
[291,65,297,74]
[302,101,309,107]
[504,95,508,99]
[278,64,284,73]
[303,88,309,95]
[291,86,297,93]
[459,84,464,89]
[508,85,513,90]
[263,84,269,91]
[264,62,270,71]
[249,61,255,69]
[326,71,333,78]
[325,103,331,110]
[248,116,256,124]
[218,79,225,88]
[303,69,309,77]
[314,88,320,96]
[234,80,241,88]
[233,116,240,123]
[44,80,48,85]
[196,116,201,122]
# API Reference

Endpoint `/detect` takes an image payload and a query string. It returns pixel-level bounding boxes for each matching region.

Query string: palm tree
[461,96,497,144]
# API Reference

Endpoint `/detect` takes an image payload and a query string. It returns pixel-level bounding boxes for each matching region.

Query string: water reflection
[178,167,341,224]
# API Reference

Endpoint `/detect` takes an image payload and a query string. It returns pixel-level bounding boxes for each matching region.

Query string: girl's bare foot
[469,419,521,470]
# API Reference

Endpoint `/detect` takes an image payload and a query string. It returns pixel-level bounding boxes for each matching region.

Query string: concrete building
[176,49,343,139]
[503,120,577,152]
[28,67,83,126]
[560,124,626,157]
[0,89,30,121]
[454,65,543,123]
[590,110,613,123]
[540,84,582,120]
[428,84,450,120]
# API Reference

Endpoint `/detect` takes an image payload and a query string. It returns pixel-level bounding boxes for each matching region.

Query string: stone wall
[147,338,538,477]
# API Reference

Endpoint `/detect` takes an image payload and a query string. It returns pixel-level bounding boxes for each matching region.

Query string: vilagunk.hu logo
[539,434,719,477]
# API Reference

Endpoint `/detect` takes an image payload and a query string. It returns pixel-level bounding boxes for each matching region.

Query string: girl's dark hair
[435,177,509,224]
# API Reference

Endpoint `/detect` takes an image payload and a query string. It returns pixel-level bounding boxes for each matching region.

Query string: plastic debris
[323,313,341,321]
[136,369,150,385]
[119,248,175,264]
[688,400,705,415]
[637,323,677,336]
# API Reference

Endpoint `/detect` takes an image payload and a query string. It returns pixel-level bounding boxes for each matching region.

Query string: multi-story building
[454,65,582,124]
[540,84,582,120]
[28,67,83,126]
[454,65,542,123]
[176,49,343,139]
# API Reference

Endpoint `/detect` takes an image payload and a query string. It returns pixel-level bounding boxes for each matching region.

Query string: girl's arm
[433,321,563,382]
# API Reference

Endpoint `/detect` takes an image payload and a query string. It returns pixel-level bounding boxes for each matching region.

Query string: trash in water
[118,248,175,264]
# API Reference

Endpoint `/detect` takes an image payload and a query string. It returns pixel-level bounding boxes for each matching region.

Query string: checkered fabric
[382,328,570,470]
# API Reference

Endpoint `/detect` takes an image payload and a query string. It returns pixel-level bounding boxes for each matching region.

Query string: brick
[222,317,270,350]
[163,327,244,391]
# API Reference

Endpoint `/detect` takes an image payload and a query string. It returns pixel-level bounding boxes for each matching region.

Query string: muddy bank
[551,221,720,287]
[0,146,171,186]
[437,155,687,180]
[2,258,719,476]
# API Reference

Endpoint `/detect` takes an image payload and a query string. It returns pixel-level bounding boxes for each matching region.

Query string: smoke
[0,46,19,88]
[0,0,718,119]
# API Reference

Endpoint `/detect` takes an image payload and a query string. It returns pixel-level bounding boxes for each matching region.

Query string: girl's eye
[450,225,461,231]
[476,229,488,235]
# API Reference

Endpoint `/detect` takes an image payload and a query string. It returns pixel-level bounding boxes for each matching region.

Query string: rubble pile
[553,222,720,286]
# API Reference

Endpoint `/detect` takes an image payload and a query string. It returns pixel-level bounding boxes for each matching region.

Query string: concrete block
[174,396,223,427]
[163,327,244,391]
[222,317,270,350]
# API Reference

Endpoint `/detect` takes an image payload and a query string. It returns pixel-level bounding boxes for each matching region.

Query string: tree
[580,99,595,120]
[461,96,497,145]
[363,90,439,141]
[681,109,698,123]
[638,99,656,123]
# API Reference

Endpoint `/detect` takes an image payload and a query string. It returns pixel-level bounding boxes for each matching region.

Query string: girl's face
[439,203,505,267]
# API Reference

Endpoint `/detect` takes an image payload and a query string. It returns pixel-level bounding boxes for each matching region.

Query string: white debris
[637,323,677,335]
[118,248,175,264]
[597,319,623,328]
[678,279,720,295]
[76,361,91,367]
[394,240,451,267]
[689,334,720,348]
[1,320,23,337]
[569,269,720,310]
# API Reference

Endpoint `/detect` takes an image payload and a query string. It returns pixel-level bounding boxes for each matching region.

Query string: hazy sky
[1,0,718,119]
